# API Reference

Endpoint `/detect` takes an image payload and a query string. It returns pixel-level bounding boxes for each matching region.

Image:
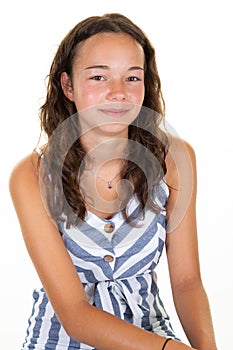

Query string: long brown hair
[39,13,168,227]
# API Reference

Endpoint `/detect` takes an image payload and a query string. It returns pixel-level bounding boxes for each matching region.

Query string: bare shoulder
[9,151,40,197]
[166,134,196,167]
[165,135,196,187]
[165,135,197,232]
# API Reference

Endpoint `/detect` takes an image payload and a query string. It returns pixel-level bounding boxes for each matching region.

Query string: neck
[80,132,128,168]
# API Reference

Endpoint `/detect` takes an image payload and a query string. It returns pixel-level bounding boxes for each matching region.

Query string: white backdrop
[1,0,232,348]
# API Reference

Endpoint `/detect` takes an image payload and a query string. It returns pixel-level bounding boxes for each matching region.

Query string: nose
[106,80,126,101]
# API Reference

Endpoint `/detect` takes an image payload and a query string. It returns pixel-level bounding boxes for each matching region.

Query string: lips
[99,107,130,118]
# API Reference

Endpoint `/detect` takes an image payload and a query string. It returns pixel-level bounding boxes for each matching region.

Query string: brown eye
[90,75,105,81]
[126,76,140,82]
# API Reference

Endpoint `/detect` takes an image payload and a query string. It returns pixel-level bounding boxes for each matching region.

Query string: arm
[9,151,195,350]
[165,137,218,350]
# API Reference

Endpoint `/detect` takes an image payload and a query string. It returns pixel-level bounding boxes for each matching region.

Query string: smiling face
[61,32,145,138]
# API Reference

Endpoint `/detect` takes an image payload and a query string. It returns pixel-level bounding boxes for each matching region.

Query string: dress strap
[34,147,44,158]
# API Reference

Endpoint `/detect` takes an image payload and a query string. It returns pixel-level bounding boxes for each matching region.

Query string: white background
[1,0,232,348]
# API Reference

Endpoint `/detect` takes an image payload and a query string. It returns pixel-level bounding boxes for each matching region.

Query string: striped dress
[22,180,180,349]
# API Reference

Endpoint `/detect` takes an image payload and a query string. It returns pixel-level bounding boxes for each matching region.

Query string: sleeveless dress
[21,151,180,350]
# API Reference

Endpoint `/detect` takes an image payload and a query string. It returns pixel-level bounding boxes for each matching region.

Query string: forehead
[74,32,145,67]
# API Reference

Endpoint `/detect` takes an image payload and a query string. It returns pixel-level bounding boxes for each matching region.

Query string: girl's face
[61,32,145,136]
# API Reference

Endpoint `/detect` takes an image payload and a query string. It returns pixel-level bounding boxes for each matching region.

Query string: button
[103,255,114,263]
[104,223,115,233]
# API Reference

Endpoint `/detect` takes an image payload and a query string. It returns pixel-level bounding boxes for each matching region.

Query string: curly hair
[39,13,169,227]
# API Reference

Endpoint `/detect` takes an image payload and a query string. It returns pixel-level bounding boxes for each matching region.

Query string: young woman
[9,13,217,350]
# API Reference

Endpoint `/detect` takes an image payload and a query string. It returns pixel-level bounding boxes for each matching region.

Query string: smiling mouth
[99,108,130,118]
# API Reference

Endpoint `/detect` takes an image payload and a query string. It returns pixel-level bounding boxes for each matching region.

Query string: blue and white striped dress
[22,180,179,349]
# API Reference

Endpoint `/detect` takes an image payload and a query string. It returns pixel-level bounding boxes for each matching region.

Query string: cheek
[130,87,145,105]
[74,89,99,111]
[74,87,104,111]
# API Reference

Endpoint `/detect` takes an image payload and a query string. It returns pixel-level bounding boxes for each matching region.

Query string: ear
[60,72,74,101]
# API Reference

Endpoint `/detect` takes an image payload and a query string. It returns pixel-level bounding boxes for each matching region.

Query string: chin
[98,123,129,136]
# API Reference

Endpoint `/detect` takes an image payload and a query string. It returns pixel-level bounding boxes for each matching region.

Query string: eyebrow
[85,65,144,71]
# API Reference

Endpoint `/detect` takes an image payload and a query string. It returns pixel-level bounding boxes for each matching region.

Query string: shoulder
[165,135,196,188]
[166,135,196,170]
[9,148,58,235]
[165,135,197,232]
[9,150,41,197]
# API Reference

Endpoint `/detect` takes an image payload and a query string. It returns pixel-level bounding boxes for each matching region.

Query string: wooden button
[104,223,115,233]
[103,255,114,263]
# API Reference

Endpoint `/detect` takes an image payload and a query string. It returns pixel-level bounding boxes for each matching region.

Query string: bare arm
[9,151,195,350]
[165,137,218,350]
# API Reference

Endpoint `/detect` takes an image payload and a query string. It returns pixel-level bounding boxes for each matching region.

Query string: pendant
[107,182,112,189]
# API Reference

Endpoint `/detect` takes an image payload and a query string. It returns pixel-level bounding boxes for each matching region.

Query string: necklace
[89,169,121,189]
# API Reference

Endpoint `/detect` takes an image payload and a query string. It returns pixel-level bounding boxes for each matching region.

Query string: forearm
[64,301,195,350]
[173,280,217,350]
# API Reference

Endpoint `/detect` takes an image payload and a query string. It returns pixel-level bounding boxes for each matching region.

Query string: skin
[61,32,145,148]
[9,33,217,350]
